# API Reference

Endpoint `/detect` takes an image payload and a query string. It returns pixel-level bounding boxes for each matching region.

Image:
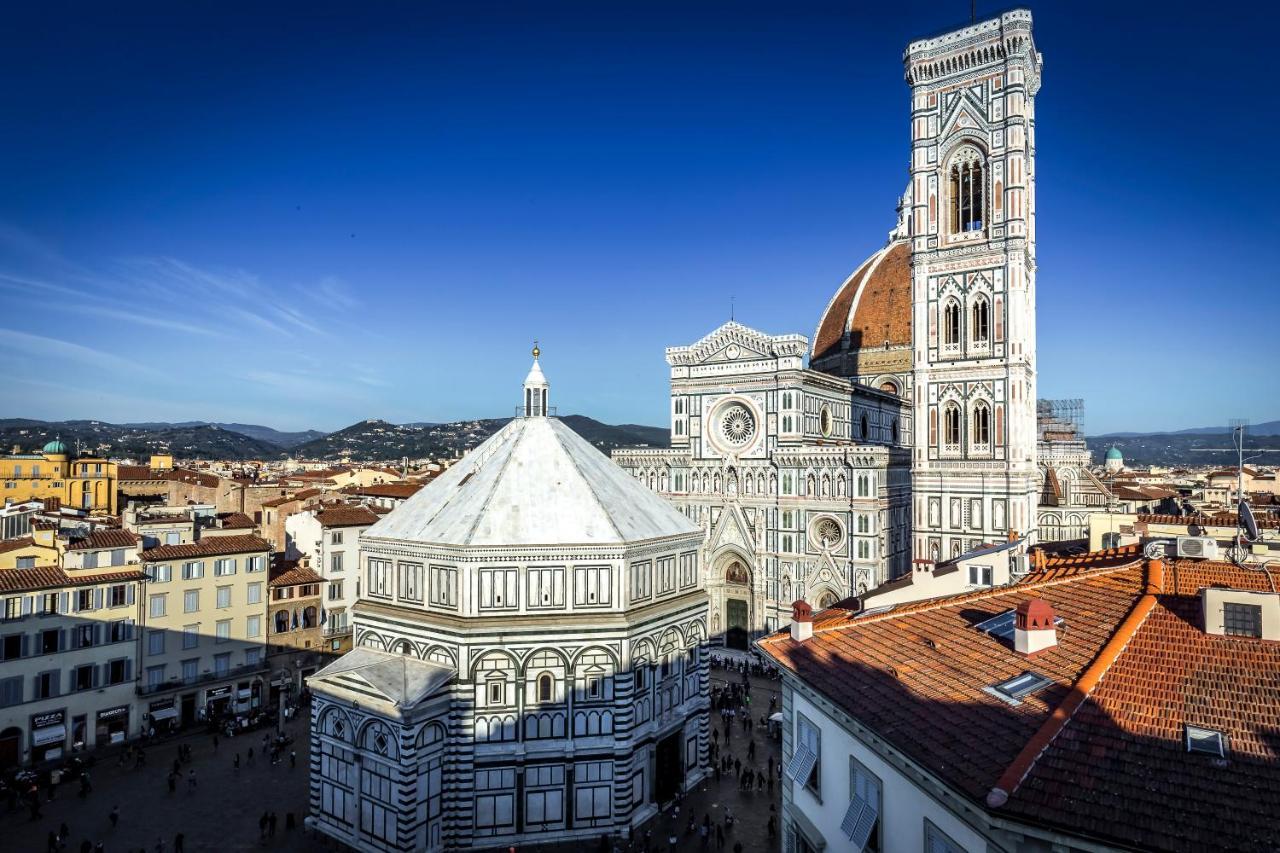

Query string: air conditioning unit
[1177,536,1219,560]
[1010,554,1030,577]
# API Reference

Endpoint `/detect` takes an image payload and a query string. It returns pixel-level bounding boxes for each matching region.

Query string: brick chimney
[1014,598,1057,655]
[790,599,813,643]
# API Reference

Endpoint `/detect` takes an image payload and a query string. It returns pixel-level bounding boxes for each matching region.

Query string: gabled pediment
[667,321,808,366]
[940,90,989,141]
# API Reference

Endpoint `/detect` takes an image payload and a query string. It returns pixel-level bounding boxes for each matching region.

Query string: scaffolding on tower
[1036,399,1084,443]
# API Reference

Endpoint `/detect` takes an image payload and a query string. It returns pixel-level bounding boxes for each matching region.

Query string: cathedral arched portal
[711,549,754,651]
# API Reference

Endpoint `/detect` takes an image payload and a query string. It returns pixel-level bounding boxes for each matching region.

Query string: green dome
[42,439,68,455]
[1105,446,1123,460]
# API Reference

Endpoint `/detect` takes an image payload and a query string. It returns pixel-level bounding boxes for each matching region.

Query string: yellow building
[1,440,118,515]
[137,534,271,727]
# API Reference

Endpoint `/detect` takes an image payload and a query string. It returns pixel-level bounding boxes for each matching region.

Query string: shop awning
[151,707,179,721]
[33,725,66,746]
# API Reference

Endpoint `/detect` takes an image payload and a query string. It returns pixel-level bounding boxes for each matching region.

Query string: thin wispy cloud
[0,328,159,377]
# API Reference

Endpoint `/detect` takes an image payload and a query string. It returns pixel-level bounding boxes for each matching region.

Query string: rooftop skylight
[1185,725,1227,757]
[990,670,1054,703]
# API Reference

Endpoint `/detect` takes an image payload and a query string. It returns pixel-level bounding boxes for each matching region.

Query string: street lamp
[277,666,294,735]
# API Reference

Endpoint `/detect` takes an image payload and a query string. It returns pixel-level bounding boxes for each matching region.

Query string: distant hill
[288,415,670,461]
[122,421,324,448]
[1096,419,1280,439]
[0,419,284,460]
[2,416,668,462]
[1086,432,1280,467]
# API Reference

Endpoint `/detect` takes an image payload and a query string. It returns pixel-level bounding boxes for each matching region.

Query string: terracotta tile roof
[0,537,36,554]
[1140,512,1280,530]
[141,534,270,562]
[216,512,255,529]
[269,560,323,587]
[344,483,423,499]
[759,554,1280,853]
[812,239,911,362]
[0,567,147,593]
[260,487,325,508]
[117,465,169,481]
[66,528,138,551]
[315,505,379,528]
[167,468,219,489]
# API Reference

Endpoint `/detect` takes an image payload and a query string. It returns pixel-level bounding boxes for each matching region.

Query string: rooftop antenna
[730,295,735,322]
[971,0,976,23]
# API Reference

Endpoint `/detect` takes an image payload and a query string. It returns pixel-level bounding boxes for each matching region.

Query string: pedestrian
[187,769,197,792]
[767,755,774,777]
[213,733,219,751]
[46,830,58,853]
[289,749,296,768]
[767,815,776,837]
[285,812,296,831]
[268,812,277,837]
[716,823,725,849]
[167,771,177,794]
[247,747,254,765]
[233,753,240,772]
[155,837,166,853]
[174,833,184,853]
[259,812,269,839]
[747,740,755,762]
[110,805,120,828]
[733,756,741,776]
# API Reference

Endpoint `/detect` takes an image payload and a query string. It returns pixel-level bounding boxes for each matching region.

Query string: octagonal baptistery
[307,355,711,853]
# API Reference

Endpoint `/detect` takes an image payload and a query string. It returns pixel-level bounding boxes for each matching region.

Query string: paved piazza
[5,665,781,853]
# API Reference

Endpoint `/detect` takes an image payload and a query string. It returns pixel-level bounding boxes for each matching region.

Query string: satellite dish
[1239,500,1261,542]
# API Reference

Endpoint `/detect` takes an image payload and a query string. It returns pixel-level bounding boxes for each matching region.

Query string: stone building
[306,354,709,851]
[613,323,910,646]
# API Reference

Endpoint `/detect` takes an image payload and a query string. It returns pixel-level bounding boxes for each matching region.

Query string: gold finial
[532,340,540,360]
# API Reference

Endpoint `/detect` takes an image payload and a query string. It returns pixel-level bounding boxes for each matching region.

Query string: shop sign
[149,698,176,713]
[97,706,129,722]
[32,710,64,729]
[206,685,232,700]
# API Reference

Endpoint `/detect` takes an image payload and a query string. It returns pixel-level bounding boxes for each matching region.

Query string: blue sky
[0,1,1275,435]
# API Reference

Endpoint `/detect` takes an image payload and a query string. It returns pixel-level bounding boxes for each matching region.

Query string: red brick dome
[811,238,912,365]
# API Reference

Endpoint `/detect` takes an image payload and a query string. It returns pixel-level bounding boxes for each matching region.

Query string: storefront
[30,710,66,763]
[94,705,130,746]
[148,698,179,734]
[205,685,233,719]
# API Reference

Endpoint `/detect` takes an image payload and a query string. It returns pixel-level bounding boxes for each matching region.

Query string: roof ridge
[549,418,625,542]
[806,558,1143,636]
[456,419,524,545]
[986,558,1165,809]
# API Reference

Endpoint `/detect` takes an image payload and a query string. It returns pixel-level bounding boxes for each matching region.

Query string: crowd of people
[2,693,312,853]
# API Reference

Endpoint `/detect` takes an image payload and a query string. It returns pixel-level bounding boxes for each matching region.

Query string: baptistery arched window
[949,146,986,234]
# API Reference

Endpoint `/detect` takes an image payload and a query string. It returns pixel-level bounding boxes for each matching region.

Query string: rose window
[719,404,756,446]
[814,518,842,548]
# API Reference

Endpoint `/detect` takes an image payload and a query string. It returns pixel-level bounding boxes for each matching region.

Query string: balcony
[136,660,268,696]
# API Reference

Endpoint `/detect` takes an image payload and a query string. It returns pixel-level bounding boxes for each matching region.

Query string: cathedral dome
[1105,446,1123,461]
[364,416,699,548]
[42,439,68,455]
[810,238,912,373]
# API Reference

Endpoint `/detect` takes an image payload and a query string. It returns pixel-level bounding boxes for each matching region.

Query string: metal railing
[135,660,268,695]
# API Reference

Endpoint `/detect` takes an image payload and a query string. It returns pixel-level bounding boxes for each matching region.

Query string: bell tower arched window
[971,296,990,344]
[973,402,991,449]
[948,147,986,234]
[943,300,961,348]
[943,403,961,450]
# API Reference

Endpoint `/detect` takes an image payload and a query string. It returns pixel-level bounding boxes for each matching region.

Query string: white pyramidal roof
[309,647,453,710]
[364,416,699,547]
